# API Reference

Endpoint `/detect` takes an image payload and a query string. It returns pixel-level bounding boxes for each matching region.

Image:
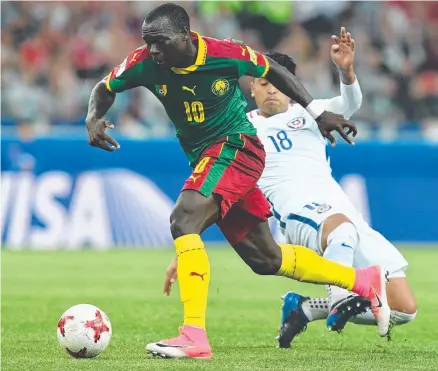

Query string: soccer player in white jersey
[247,27,417,348]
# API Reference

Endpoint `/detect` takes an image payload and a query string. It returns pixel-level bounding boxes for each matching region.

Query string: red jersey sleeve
[207,37,270,78]
[105,45,151,93]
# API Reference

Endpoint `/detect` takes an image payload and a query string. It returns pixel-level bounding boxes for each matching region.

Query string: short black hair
[264,51,297,76]
[144,3,190,32]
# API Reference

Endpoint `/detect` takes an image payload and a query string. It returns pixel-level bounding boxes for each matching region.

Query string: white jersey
[249,80,365,229]
[248,79,408,276]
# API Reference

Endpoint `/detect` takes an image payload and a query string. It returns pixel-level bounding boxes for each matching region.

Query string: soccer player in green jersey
[85,3,390,359]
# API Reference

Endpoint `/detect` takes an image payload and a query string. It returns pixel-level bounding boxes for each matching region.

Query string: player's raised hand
[86,117,120,152]
[163,257,178,296]
[316,111,357,147]
[330,26,355,70]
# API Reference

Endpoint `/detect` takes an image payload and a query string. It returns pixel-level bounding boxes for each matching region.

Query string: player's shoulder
[124,45,151,67]
[203,36,259,63]
[287,103,308,116]
[106,45,152,92]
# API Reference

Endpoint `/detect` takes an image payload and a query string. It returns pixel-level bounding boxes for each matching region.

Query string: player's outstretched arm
[87,81,116,122]
[85,46,148,151]
[265,59,357,146]
[85,81,120,152]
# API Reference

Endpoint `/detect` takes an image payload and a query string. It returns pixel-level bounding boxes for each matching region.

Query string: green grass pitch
[2,246,438,371]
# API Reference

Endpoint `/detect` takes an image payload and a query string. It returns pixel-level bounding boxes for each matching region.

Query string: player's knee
[244,248,282,275]
[233,237,282,275]
[170,204,199,238]
[247,257,280,275]
[322,213,356,250]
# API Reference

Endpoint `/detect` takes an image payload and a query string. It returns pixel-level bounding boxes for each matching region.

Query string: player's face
[142,18,190,69]
[251,78,290,117]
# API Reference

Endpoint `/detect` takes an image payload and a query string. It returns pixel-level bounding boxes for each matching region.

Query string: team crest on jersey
[287,117,306,130]
[317,204,332,214]
[155,85,167,97]
[211,79,229,96]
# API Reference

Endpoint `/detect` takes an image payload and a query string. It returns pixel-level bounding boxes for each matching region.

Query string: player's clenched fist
[86,117,120,152]
[164,257,178,296]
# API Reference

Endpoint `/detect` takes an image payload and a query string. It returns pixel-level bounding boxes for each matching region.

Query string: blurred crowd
[2,1,438,140]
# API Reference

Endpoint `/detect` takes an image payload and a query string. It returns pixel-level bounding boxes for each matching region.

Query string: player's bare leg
[387,278,416,314]
[232,221,390,336]
[146,190,220,359]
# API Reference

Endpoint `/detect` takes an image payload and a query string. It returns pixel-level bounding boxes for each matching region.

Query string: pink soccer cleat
[146,325,212,359]
[352,265,390,337]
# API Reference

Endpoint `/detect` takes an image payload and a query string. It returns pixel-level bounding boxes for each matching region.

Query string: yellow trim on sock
[175,234,204,256]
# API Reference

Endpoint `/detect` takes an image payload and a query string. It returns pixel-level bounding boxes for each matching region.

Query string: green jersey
[106,32,270,165]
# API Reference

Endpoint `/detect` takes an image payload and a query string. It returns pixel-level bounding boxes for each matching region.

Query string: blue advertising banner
[1,136,438,248]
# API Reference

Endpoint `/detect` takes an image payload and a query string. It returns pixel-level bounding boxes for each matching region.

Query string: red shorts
[182,134,272,245]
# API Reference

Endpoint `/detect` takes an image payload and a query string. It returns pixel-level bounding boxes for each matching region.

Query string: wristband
[305,100,325,120]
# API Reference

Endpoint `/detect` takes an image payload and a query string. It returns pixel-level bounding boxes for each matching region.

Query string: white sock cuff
[306,100,325,119]
[391,310,417,325]
[349,310,418,327]
[302,297,330,321]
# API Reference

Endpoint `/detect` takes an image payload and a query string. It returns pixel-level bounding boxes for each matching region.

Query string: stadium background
[2,1,438,247]
[2,2,438,371]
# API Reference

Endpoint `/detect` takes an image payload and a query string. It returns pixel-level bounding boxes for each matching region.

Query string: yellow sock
[175,234,210,329]
[276,244,355,290]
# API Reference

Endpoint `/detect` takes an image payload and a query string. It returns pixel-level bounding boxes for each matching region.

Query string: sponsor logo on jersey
[182,85,196,96]
[189,175,201,183]
[155,85,168,97]
[287,117,306,130]
[127,45,148,68]
[317,204,332,214]
[211,79,229,96]
[130,51,140,64]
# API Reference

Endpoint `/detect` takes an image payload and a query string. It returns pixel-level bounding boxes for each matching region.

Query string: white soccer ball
[57,304,112,358]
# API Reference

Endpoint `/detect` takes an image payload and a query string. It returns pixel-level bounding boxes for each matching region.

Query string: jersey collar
[171,31,207,75]
[255,104,295,120]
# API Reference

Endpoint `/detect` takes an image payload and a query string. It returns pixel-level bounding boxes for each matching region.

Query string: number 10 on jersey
[268,130,292,152]
[184,101,205,123]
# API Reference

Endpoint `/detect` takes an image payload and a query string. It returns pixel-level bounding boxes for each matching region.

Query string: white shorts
[280,202,408,278]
